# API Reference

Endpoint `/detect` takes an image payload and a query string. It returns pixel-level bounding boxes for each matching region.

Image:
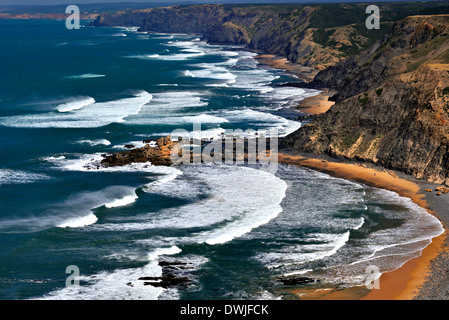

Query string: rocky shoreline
[101,136,176,167]
[98,135,278,169]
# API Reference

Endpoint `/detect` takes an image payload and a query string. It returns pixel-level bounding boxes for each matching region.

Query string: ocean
[0,19,443,300]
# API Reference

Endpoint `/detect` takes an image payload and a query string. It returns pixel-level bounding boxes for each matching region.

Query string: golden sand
[278,153,446,300]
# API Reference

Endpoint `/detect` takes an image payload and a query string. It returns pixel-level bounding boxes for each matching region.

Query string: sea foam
[56,97,95,112]
[0,91,152,128]
[87,165,287,248]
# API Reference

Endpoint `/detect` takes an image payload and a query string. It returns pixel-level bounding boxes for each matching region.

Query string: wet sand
[295,90,335,115]
[278,152,447,300]
[255,54,318,82]
[257,53,448,300]
[255,54,335,115]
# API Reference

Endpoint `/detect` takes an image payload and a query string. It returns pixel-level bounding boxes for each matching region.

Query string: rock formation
[100,135,277,168]
[282,15,449,185]
[90,3,398,69]
[89,4,449,184]
[101,136,177,167]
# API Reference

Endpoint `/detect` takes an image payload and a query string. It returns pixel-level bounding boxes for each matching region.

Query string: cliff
[89,4,449,184]
[90,3,392,70]
[282,15,449,185]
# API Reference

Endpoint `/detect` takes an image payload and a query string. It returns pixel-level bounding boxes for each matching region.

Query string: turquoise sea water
[0,19,444,300]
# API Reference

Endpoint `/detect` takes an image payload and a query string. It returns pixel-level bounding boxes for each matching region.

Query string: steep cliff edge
[90,3,391,69]
[282,15,449,185]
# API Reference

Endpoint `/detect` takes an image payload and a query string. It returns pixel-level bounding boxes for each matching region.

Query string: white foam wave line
[40,258,158,299]
[182,66,237,82]
[111,33,127,37]
[143,171,182,190]
[57,97,95,112]
[39,266,164,300]
[147,246,182,261]
[55,186,140,229]
[340,190,444,275]
[183,70,195,77]
[194,167,288,245]
[150,128,226,141]
[199,205,285,245]
[83,165,285,244]
[0,91,152,128]
[353,217,365,230]
[0,169,51,186]
[265,232,352,270]
[324,231,351,259]
[128,113,228,126]
[76,139,111,146]
[282,269,314,277]
[135,50,206,61]
[40,245,182,300]
[112,140,147,150]
[206,83,229,88]
[56,213,98,228]
[65,74,105,80]
[119,26,139,33]
[220,108,301,137]
[347,237,436,268]
[104,194,138,208]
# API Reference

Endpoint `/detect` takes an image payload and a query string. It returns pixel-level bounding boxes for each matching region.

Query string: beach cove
[277,152,447,300]
[0,19,446,300]
[255,55,448,300]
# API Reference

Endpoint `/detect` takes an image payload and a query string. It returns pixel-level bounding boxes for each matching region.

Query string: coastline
[294,89,335,116]
[255,52,448,300]
[255,54,318,82]
[277,152,447,300]
[255,54,335,115]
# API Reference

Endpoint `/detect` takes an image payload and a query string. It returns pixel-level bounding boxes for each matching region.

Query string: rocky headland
[282,15,449,185]
[90,3,403,69]
[91,4,449,186]
[101,136,176,167]
[99,135,277,168]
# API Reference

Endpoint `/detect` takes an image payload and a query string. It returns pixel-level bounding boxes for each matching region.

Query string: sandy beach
[277,152,447,300]
[256,54,335,115]
[257,52,448,300]
[294,90,336,115]
[255,54,318,82]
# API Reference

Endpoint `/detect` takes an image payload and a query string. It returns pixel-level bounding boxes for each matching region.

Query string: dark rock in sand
[278,277,317,285]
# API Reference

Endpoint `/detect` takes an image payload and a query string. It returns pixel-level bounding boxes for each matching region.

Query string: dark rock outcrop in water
[101,136,176,167]
[100,135,278,168]
[138,261,193,289]
[282,15,449,185]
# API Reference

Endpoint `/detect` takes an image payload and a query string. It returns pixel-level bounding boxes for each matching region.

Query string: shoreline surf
[255,50,448,300]
[277,151,446,300]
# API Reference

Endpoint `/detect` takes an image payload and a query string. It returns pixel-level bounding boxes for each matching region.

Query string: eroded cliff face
[90,5,449,184]
[283,15,449,184]
[90,4,387,69]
